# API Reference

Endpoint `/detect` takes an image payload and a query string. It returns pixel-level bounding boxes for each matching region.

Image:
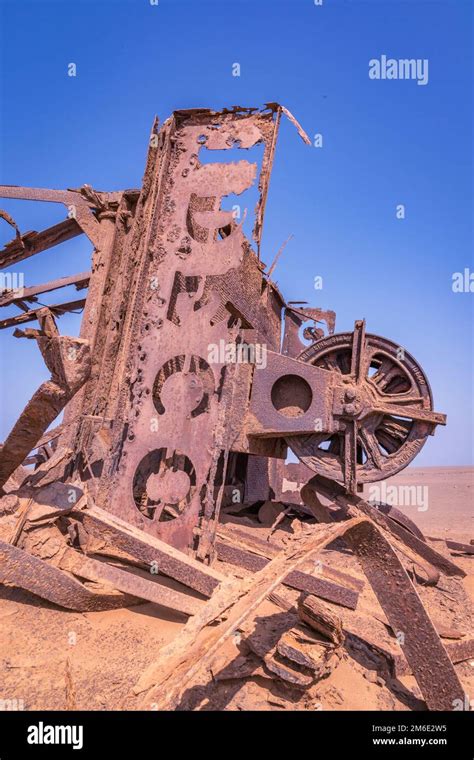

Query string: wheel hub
[287,320,446,491]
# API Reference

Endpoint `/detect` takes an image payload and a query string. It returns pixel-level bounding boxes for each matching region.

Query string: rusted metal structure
[0,105,467,710]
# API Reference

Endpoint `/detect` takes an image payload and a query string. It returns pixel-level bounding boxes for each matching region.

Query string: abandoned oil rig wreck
[0,105,471,712]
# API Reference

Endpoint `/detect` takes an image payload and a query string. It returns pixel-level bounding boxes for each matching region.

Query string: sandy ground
[365,466,473,543]
[0,466,472,712]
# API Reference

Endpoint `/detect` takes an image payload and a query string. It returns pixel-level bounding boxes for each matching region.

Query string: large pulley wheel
[288,321,445,490]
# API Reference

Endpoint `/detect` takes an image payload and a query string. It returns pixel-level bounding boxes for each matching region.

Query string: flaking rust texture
[0,105,470,712]
[60,106,289,559]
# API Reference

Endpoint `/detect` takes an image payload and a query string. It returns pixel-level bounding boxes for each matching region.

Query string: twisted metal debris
[0,105,468,711]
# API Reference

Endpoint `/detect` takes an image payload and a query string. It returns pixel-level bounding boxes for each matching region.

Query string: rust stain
[0,105,457,712]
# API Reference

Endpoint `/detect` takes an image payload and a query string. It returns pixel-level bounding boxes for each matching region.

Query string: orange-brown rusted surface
[0,105,464,712]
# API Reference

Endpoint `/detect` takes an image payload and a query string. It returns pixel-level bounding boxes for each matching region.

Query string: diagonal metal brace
[301,475,465,711]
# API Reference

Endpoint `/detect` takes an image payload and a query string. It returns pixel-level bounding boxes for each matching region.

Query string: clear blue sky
[0,0,472,466]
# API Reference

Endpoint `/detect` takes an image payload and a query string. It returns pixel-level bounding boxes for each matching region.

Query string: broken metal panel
[244,455,275,503]
[253,105,281,255]
[0,105,462,712]
[56,107,290,560]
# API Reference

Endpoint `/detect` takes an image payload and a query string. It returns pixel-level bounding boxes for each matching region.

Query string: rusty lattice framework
[0,105,467,711]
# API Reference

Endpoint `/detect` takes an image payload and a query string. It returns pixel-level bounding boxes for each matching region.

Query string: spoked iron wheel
[288,321,446,491]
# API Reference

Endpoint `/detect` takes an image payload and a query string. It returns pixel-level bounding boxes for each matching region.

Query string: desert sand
[0,466,472,712]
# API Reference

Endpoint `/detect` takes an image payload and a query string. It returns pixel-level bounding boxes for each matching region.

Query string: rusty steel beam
[301,476,465,711]
[216,539,359,609]
[0,539,130,611]
[0,185,103,247]
[0,186,87,203]
[445,637,474,664]
[302,474,465,579]
[218,522,365,591]
[26,423,65,450]
[393,638,474,678]
[0,107,458,713]
[135,517,364,706]
[71,504,224,597]
[58,549,203,616]
[0,298,86,330]
[0,218,83,271]
[446,539,474,555]
[0,270,90,306]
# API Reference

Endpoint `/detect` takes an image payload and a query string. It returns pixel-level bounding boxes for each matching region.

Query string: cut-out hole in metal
[271,374,312,418]
[152,354,214,417]
[132,448,196,522]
